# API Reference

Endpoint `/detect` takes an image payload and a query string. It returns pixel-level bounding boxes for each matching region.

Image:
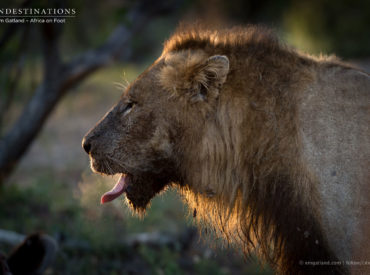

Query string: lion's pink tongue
[101,175,127,204]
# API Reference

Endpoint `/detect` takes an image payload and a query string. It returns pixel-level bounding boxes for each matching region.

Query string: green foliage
[194,258,228,275]
[0,173,119,248]
[0,172,185,273]
[283,0,370,57]
[0,170,273,274]
[138,246,184,275]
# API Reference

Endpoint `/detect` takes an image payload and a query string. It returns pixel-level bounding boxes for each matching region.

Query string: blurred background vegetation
[0,0,369,274]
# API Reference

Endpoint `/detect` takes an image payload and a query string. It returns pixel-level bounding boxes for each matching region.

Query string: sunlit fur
[85,25,369,275]
[159,26,351,274]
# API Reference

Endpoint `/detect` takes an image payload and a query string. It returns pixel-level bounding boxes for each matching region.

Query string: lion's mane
[162,26,345,274]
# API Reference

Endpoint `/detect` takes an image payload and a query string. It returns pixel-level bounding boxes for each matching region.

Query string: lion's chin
[90,156,174,213]
[124,174,170,214]
[99,172,170,214]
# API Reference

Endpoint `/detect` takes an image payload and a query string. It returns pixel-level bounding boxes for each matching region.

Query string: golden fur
[84,25,369,274]
[159,26,344,274]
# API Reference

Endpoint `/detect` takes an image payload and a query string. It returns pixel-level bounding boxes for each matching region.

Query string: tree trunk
[0,0,180,184]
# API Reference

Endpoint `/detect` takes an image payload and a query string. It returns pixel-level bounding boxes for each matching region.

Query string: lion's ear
[205,55,230,85]
[195,55,229,100]
[160,52,229,100]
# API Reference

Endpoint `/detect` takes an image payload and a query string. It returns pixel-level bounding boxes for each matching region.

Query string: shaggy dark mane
[162,25,347,274]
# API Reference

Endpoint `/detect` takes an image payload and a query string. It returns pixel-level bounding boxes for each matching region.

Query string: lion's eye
[120,101,135,115]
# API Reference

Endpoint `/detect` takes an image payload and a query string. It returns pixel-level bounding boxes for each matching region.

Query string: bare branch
[61,25,134,89]
[0,23,62,182]
[0,25,30,132]
[0,0,182,183]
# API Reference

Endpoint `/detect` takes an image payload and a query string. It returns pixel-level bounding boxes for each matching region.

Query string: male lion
[82,26,370,274]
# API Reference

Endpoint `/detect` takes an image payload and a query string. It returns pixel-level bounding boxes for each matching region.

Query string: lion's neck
[180,164,346,274]
[179,93,346,273]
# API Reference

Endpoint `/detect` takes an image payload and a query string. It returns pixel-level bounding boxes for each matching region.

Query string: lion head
[83,26,349,274]
[82,49,230,213]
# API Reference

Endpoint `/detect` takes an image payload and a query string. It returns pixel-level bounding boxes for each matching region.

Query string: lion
[82,26,370,274]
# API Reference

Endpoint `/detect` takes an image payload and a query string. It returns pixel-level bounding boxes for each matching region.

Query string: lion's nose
[82,138,91,154]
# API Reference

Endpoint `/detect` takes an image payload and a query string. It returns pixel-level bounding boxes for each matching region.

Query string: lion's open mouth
[101,174,130,204]
[100,170,172,213]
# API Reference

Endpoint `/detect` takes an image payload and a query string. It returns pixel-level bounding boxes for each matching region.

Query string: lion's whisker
[106,156,127,170]
[113,82,127,91]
